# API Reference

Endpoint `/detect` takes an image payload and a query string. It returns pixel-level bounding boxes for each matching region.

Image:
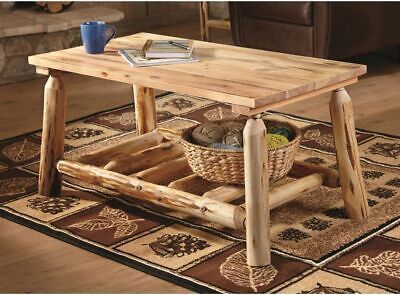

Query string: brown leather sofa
[229,2,400,59]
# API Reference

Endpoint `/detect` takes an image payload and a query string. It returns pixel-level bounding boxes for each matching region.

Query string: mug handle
[104,24,116,45]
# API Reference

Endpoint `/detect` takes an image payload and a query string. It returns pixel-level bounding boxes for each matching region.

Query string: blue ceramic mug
[80,21,116,54]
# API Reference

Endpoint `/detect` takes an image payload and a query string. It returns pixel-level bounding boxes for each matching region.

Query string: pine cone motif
[386,178,400,188]
[65,127,104,140]
[323,207,348,219]
[301,217,332,231]
[27,196,80,214]
[367,142,400,159]
[149,233,210,258]
[367,199,379,207]
[362,170,384,180]
[368,187,396,199]
[278,228,311,243]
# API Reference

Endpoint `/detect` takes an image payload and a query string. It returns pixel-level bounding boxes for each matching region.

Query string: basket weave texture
[181,119,301,184]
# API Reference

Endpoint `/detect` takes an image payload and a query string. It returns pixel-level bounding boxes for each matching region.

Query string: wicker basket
[180,119,301,184]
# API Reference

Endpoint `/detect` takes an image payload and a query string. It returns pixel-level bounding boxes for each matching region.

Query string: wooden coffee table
[29,32,369,267]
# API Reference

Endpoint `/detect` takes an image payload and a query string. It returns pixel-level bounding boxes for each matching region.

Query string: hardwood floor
[0,21,399,293]
[0,217,191,293]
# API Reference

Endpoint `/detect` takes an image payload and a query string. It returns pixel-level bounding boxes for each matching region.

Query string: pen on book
[169,41,190,50]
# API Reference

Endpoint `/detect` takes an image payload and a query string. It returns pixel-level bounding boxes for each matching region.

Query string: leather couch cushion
[239,2,313,26]
[241,16,313,56]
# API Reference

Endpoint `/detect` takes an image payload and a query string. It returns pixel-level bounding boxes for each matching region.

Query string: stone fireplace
[0,3,124,85]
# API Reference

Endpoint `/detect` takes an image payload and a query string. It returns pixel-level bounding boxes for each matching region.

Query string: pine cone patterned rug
[0,93,399,293]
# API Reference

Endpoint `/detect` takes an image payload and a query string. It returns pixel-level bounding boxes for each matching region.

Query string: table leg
[38,72,66,196]
[329,88,369,219]
[243,118,271,266]
[133,85,157,135]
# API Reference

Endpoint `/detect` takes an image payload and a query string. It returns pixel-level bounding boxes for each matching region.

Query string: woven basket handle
[157,128,183,142]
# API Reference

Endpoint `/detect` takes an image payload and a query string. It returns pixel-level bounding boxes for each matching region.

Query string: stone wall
[0,28,81,84]
[0,5,124,85]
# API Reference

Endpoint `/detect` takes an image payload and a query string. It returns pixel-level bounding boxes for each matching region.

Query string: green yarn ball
[269,126,295,141]
[266,134,289,148]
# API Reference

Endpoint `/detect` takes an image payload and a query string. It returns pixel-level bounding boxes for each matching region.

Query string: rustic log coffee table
[29,32,369,267]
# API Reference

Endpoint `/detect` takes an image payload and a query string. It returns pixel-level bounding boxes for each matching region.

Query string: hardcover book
[118,48,199,67]
[142,39,194,59]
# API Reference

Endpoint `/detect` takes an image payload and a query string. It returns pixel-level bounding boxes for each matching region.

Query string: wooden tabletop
[28,32,366,109]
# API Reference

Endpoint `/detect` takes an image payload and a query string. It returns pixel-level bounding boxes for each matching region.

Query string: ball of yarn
[269,126,295,141]
[209,143,242,151]
[191,123,225,146]
[221,121,245,133]
[266,134,289,148]
[222,128,243,148]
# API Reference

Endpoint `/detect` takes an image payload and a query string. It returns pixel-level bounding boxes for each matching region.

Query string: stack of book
[118,39,198,67]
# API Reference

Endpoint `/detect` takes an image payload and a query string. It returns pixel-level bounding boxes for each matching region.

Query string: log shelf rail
[55,129,336,258]
[57,129,333,230]
[28,32,369,268]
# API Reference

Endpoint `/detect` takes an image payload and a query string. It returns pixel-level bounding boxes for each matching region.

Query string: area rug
[0,93,399,293]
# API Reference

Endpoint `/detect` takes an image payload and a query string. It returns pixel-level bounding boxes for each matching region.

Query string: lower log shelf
[57,128,339,231]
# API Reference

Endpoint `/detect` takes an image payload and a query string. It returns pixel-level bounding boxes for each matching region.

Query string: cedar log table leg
[243,118,271,266]
[38,71,66,196]
[329,88,369,219]
[133,85,157,135]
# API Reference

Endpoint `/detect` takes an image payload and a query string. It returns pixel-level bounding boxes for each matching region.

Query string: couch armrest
[313,2,329,58]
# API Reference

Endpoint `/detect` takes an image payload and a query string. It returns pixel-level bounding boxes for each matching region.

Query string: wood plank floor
[0,22,399,293]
